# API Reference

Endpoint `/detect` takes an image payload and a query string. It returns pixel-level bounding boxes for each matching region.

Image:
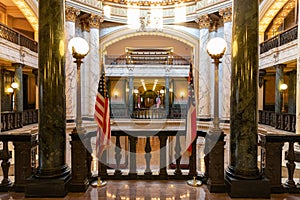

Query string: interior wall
[106,35,192,57]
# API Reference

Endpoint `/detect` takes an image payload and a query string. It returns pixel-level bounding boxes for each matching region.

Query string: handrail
[259,25,298,54]
[258,110,295,132]
[0,23,38,53]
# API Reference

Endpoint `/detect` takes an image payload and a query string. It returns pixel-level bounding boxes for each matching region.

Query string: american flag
[94,67,111,159]
[185,63,197,156]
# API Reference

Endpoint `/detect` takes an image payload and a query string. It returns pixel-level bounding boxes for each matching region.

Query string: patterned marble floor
[1,180,300,200]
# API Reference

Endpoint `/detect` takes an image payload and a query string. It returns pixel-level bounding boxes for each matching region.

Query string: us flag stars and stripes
[94,67,111,159]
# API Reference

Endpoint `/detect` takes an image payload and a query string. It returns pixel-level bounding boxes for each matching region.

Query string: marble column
[165,76,169,115]
[12,63,23,113]
[86,15,101,116]
[80,16,91,117]
[196,14,211,119]
[288,70,296,114]
[297,3,300,134]
[65,6,79,122]
[219,7,232,122]
[25,0,71,197]
[225,0,270,198]
[275,64,285,113]
[128,76,134,114]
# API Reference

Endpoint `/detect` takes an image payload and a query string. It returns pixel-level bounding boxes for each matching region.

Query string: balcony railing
[104,55,191,65]
[0,23,38,53]
[260,25,298,54]
[1,110,38,132]
[258,110,296,133]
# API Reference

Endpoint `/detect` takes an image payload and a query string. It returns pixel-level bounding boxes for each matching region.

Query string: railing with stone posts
[259,132,300,193]
[0,22,38,53]
[0,132,38,192]
[259,25,298,54]
[70,128,226,192]
[1,110,38,132]
[258,110,295,133]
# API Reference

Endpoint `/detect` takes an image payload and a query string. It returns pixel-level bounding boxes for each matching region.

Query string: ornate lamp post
[68,37,90,133]
[206,37,227,132]
[280,83,288,113]
[204,37,227,192]
[7,81,19,111]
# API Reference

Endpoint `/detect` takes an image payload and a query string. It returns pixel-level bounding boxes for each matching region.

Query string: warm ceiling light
[12,0,38,32]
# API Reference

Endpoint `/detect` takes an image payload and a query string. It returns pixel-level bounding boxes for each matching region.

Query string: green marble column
[288,70,296,114]
[13,63,23,113]
[26,0,70,197]
[226,0,269,198]
[165,76,169,115]
[275,64,285,113]
[129,76,134,114]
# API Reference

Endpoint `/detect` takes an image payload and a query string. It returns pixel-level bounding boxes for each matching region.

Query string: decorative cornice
[195,14,210,29]
[219,7,232,23]
[65,6,80,22]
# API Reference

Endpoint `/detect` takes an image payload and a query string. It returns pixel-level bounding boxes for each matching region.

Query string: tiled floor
[1,180,300,200]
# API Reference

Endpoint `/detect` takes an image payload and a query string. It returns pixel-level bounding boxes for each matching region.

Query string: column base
[207,180,227,193]
[25,173,71,197]
[225,174,270,198]
[68,178,89,192]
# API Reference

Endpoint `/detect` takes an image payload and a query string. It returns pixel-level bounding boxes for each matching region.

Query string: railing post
[13,133,38,192]
[114,136,122,175]
[284,141,296,191]
[159,135,168,178]
[69,129,89,192]
[259,134,284,193]
[144,137,152,175]
[0,141,12,191]
[128,136,137,177]
[174,135,182,176]
[207,132,226,192]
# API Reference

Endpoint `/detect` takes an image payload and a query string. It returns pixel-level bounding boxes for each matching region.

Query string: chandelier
[122,0,186,6]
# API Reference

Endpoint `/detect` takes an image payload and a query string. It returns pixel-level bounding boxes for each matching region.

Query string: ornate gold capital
[89,14,104,29]
[219,7,232,23]
[65,6,80,22]
[195,14,210,29]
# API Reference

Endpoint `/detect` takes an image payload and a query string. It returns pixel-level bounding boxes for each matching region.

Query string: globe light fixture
[11,82,19,89]
[68,37,89,132]
[206,37,227,132]
[280,83,288,113]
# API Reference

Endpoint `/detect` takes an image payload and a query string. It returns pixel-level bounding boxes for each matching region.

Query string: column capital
[65,6,80,22]
[76,13,91,32]
[89,14,104,29]
[219,7,232,23]
[274,63,287,69]
[195,14,210,29]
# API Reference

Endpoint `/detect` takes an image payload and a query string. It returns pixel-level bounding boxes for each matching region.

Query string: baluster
[114,136,122,175]
[159,135,168,177]
[284,141,296,189]
[0,141,12,190]
[188,136,197,177]
[144,137,152,175]
[174,135,182,175]
[129,136,137,177]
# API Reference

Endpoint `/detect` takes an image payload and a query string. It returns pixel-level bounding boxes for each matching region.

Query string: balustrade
[1,110,38,132]
[260,25,298,54]
[258,110,295,133]
[0,23,38,53]
[259,133,300,193]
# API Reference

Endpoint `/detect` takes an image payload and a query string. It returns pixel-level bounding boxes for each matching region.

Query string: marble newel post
[225,1,270,198]
[65,6,79,122]
[12,63,23,113]
[196,14,211,119]
[219,7,232,122]
[25,0,71,197]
